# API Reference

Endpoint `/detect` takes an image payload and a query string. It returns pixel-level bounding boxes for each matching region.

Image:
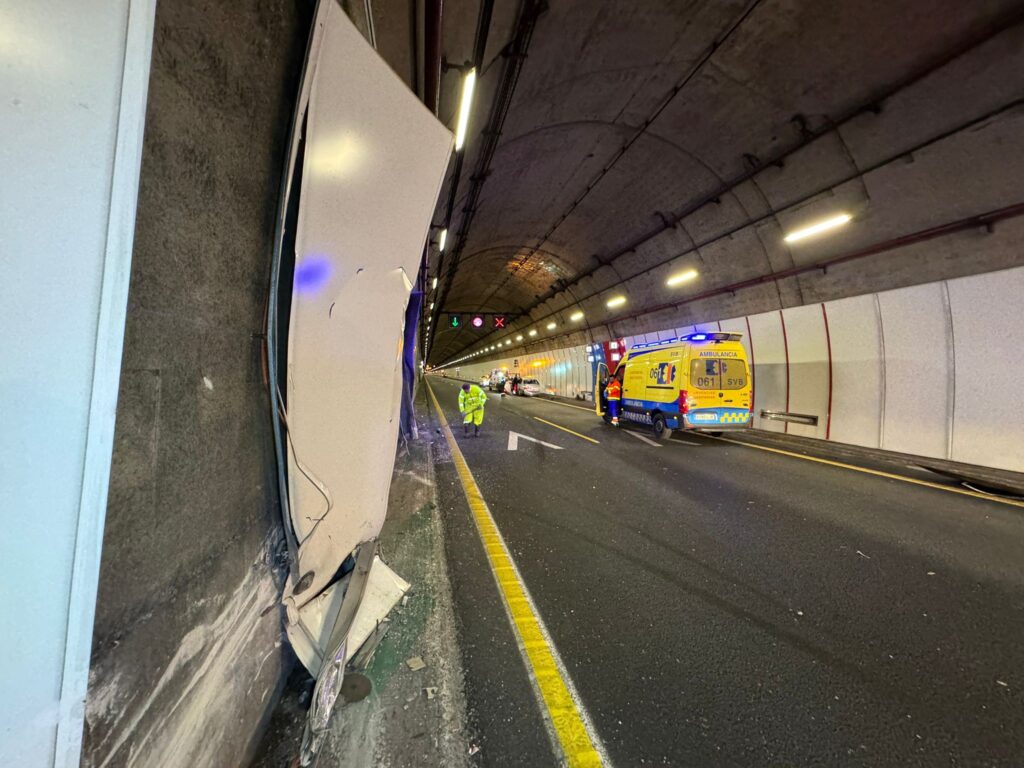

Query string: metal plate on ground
[340,673,372,703]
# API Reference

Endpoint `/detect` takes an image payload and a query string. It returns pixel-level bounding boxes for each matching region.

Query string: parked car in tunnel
[519,378,542,396]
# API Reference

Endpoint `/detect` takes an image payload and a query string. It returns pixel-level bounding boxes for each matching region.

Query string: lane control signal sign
[493,315,507,329]
[471,315,485,328]
[448,314,462,329]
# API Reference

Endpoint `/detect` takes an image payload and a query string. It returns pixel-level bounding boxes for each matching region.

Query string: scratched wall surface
[84,1,313,765]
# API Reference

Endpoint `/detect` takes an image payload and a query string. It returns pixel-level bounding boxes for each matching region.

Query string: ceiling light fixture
[432,276,438,290]
[606,295,626,308]
[546,322,556,330]
[570,311,584,321]
[666,268,698,287]
[783,213,852,243]
[438,228,448,251]
[528,329,537,337]
[454,69,476,151]
[515,334,523,341]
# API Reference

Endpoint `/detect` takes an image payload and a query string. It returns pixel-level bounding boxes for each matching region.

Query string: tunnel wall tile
[947,268,1024,471]
[876,283,952,458]
[823,294,885,449]
[747,312,789,433]
[781,305,830,439]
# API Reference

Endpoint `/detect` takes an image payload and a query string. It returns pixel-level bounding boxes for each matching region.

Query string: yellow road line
[426,384,605,767]
[533,416,601,445]
[709,435,1024,510]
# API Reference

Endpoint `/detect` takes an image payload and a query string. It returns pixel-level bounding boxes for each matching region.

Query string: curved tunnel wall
[454,265,1024,473]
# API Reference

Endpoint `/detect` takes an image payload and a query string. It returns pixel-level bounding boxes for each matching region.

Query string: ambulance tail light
[678,389,689,415]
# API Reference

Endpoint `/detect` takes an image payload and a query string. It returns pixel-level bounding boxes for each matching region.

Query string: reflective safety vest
[459,384,487,412]
[606,379,622,401]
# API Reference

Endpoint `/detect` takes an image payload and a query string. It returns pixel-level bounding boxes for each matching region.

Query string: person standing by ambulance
[606,374,622,426]
[459,382,487,436]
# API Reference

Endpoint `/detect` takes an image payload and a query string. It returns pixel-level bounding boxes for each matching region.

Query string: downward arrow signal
[507,431,564,451]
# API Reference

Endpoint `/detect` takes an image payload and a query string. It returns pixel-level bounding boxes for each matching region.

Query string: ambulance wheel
[652,414,673,441]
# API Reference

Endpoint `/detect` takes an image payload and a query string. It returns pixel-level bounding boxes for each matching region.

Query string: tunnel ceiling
[425,0,1024,365]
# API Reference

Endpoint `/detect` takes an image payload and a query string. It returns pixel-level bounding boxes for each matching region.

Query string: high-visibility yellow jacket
[459,384,487,413]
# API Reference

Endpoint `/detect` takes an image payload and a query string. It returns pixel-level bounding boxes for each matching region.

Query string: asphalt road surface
[424,377,1024,767]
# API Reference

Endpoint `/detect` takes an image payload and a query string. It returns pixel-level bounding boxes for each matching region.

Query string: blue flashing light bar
[630,332,743,350]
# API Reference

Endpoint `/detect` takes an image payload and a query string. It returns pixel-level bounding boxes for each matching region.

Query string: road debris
[856,550,871,559]
[425,686,438,700]
[406,656,427,671]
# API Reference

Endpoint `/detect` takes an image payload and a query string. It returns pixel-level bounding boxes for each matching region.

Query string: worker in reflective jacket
[459,382,487,436]
[606,376,622,426]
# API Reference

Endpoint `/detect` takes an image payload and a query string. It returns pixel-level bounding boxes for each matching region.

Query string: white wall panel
[947,268,1024,471]
[286,4,453,605]
[444,266,1024,472]
[781,305,829,438]
[825,294,884,448]
[0,2,155,764]
[876,283,951,457]
[746,311,788,432]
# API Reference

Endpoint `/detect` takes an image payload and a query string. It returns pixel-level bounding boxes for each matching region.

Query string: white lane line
[534,396,595,412]
[508,431,564,451]
[621,429,662,448]
[670,437,702,446]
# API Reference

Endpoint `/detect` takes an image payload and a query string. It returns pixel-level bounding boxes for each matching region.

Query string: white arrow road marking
[622,429,662,447]
[508,431,564,451]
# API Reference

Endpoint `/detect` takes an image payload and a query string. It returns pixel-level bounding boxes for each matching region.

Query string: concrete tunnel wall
[83,1,315,766]
[452,264,1024,473]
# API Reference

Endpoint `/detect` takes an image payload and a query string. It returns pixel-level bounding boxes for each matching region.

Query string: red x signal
[493,315,507,329]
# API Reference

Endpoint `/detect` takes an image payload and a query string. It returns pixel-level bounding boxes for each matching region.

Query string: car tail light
[678,389,689,415]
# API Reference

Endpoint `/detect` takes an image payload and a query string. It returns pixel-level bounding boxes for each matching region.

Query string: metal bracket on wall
[760,409,818,426]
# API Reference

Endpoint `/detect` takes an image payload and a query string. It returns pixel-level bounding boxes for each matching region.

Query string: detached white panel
[0,1,155,765]
[948,267,1024,471]
[877,283,951,457]
[782,305,829,438]
[287,4,452,604]
[825,294,883,448]
[746,311,788,432]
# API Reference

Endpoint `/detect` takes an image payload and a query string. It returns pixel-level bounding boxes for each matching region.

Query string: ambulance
[597,332,753,439]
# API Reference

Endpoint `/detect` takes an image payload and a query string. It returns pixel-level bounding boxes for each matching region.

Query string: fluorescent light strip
[666,268,698,287]
[454,70,477,151]
[783,213,852,243]
[606,295,626,308]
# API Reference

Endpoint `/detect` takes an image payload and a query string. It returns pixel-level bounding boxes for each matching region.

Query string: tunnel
[4,0,1024,766]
